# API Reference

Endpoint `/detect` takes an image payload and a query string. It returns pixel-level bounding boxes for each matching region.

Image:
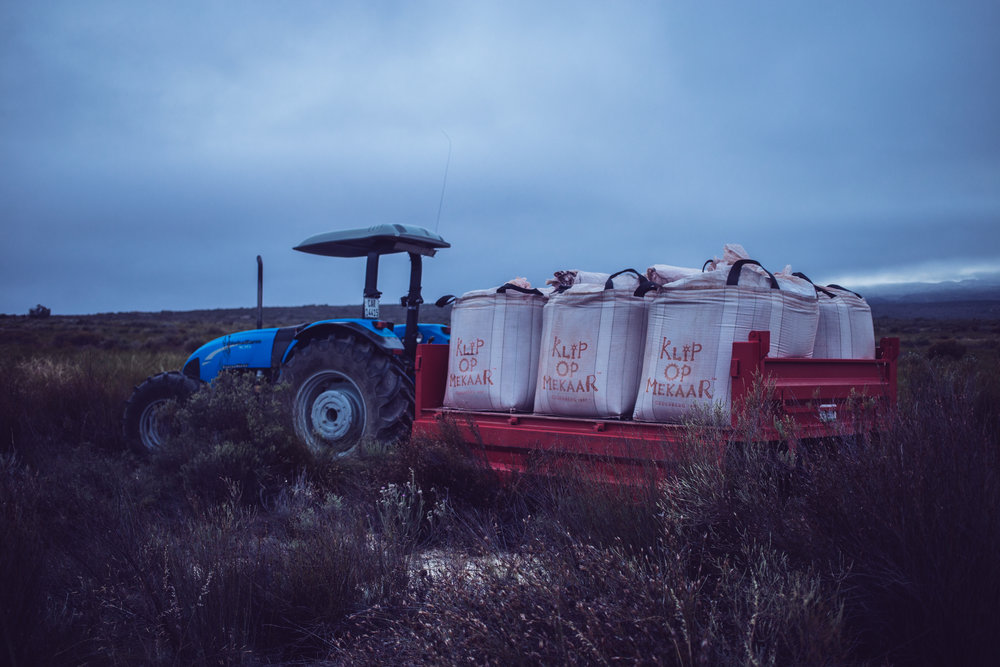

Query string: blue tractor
[122,224,451,456]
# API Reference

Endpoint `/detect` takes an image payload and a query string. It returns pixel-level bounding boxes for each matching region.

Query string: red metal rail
[411,332,899,477]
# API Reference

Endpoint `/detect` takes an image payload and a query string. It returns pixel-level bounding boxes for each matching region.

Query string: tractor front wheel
[122,371,201,453]
[281,335,413,457]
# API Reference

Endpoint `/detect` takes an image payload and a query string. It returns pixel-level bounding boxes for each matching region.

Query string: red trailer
[412,331,900,479]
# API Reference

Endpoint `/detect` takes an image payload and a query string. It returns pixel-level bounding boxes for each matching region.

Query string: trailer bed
[411,332,899,477]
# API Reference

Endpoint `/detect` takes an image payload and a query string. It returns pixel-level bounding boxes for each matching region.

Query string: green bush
[0,350,185,457]
[0,453,46,666]
[331,360,1000,665]
[149,372,309,507]
[802,358,1000,664]
[3,327,999,664]
[927,338,966,360]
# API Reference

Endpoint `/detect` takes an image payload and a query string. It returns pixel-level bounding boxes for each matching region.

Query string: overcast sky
[2,1,998,315]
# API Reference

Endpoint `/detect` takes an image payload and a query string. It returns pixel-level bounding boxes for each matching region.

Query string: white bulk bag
[813,283,875,359]
[788,272,875,359]
[771,268,821,358]
[443,283,546,411]
[533,270,651,418]
[633,260,819,423]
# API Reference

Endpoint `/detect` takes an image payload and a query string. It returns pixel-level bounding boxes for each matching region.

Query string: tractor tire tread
[281,334,413,455]
[122,371,201,452]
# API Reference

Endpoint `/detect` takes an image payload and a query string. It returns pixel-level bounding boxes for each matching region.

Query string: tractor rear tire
[122,371,201,453]
[280,334,414,457]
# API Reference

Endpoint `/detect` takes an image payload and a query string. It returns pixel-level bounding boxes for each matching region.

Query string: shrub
[374,470,449,555]
[330,360,1000,665]
[69,479,414,664]
[0,453,47,665]
[0,350,186,457]
[800,357,1000,664]
[330,524,848,665]
[927,338,966,360]
[396,430,503,510]
[149,372,309,507]
[4,320,999,664]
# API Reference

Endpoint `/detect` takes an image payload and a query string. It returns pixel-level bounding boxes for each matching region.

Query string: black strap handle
[603,268,640,289]
[792,271,836,298]
[635,281,659,297]
[702,259,714,272]
[603,268,656,298]
[496,283,544,296]
[726,259,779,289]
[434,294,456,307]
[827,284,864,299]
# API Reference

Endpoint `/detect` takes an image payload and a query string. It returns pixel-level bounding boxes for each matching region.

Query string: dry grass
[1,314,998,664]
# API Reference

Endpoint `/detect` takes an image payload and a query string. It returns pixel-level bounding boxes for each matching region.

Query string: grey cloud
[1,1,998,314]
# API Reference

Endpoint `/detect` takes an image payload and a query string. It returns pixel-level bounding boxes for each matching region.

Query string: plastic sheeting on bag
[443,283,546,411]
[645,264,700,286]
[533,270,650,418]
[633,259,819,423]
[701,243,750,272]
[546,269,640,291]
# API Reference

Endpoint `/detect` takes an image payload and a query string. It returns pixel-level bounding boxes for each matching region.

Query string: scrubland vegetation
[1,311,998,665]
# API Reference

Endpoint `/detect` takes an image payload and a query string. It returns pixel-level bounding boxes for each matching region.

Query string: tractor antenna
[435,130,451,232]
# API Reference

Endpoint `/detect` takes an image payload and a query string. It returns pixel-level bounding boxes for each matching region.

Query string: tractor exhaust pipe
[256,255,263,329]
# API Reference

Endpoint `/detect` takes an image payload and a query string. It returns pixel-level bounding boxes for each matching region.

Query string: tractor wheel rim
[296,371,366,454]
[310,389,359,440]
[139,400,168,450]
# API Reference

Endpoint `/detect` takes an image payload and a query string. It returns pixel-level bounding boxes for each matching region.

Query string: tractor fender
[280,319,404,367]
[181,320,404,383]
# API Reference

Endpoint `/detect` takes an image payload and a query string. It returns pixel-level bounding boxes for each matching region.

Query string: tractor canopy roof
[294,225,450,258]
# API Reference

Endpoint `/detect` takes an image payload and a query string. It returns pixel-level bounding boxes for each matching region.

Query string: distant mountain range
[10,279,999,321]
[859,277,1000,319]
[860,276,1000,301]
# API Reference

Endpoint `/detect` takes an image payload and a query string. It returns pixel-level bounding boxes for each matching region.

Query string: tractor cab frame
[294,224,450,364]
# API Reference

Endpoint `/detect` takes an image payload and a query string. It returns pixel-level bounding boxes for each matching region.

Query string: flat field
[1,304,998,665]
